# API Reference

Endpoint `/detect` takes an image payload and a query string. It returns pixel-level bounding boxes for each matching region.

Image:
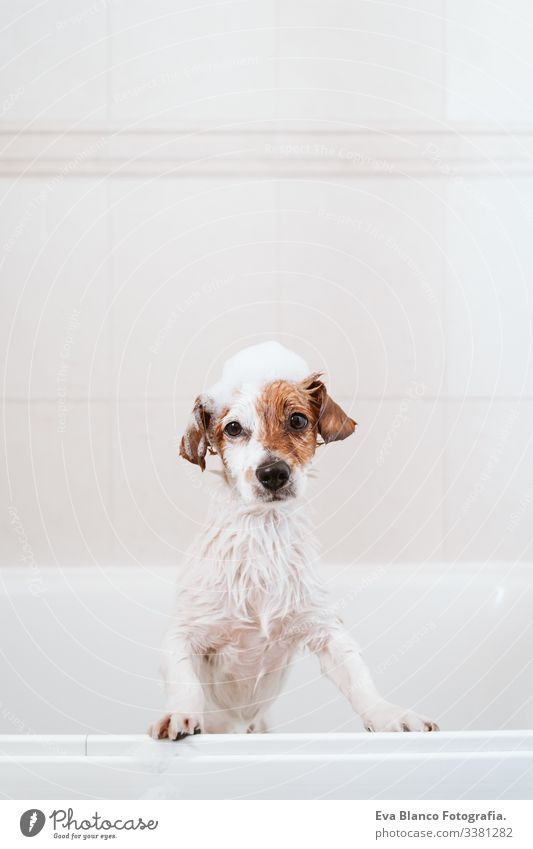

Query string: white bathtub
[0,563,531,799]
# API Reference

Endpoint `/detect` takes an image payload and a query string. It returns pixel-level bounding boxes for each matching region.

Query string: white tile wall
[0,401,112,567]
[109,0,277,126]
[444,400,533,562]
[276,179,447,398]
[278,0,446,125]
[1,1,533,568]
[308,399,446,564]
[110,398,192,566]
[1,179,111,400]
[108,177,279,399]
[446,0,533,125]
[445,178,533,398]
[0,0,107,126]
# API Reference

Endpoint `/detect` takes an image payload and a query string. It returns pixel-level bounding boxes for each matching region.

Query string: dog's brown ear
[179,397,212,470]
[301,373,357,444]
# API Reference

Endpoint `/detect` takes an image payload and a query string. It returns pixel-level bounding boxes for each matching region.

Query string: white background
[1,0,533,571]
[2,800,533,848]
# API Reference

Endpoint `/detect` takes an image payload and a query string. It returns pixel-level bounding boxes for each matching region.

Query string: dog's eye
[289,412,308,431]
[224,421,243,437]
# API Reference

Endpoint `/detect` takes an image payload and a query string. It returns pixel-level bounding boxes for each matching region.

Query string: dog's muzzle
[255,460,290,492]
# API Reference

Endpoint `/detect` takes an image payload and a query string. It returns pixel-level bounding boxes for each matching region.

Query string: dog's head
[179,342,356,504]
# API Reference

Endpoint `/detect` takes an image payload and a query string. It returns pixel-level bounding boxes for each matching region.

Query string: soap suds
[209,341,310,409]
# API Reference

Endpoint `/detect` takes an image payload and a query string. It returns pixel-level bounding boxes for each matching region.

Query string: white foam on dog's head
[209,341,310,409]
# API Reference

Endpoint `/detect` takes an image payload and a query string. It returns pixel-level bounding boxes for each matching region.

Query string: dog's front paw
[362,701,439,732]
[149,713,204,741]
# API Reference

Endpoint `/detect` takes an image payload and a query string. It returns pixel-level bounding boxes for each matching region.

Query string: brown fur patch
[179,397,212,470]
[211,406,230,465]
[300,373,357,444]
[256,380,320,466]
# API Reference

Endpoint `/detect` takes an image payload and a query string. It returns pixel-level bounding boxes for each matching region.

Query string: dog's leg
[312,627,439,732]
[246,716,269,733]
[149,631,205,741]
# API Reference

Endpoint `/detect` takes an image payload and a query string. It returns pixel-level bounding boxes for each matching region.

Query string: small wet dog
[150,342,438,739]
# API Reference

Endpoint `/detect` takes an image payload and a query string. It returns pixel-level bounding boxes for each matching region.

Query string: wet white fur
[150,344,439,739]
[218,385,265,504]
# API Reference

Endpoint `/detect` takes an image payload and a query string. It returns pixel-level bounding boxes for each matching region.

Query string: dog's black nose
[255,460,290,492]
